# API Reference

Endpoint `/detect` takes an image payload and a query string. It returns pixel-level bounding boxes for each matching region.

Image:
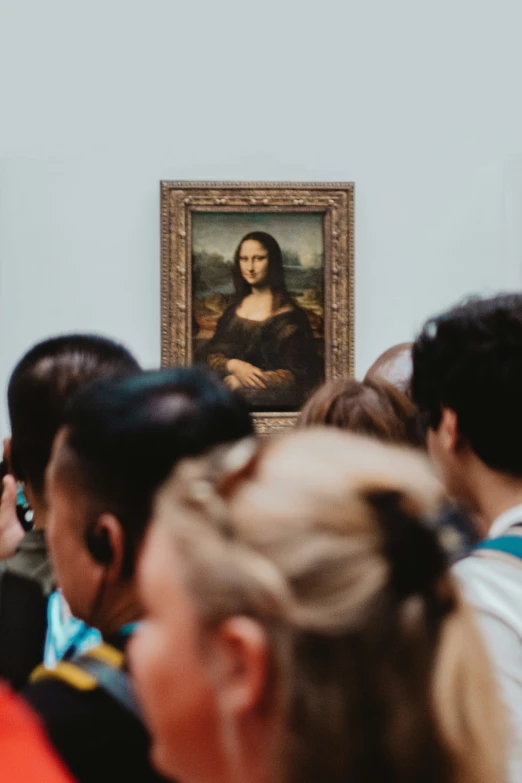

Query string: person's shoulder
[23,672,124,726]
[23,667,148,745]
[23,674,164,781]
[454,549,522,583]
[282,304,310,325]
[454,552,522,633]
[220,302,237,318]
[213,303,237,329]
[270,305,310,333]
[0,570,48,689]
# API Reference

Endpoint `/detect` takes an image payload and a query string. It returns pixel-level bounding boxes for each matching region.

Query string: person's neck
[466,467,522,536]
[249,286,271,302]
[98,586,143,639]
[221,717,271,783]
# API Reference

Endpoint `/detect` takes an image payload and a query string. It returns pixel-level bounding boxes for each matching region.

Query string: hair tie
[366,490,447,602]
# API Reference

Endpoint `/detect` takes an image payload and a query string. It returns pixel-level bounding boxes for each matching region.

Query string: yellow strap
[30,661,97,691]
[29,642,124,691]
[85,642,124,669]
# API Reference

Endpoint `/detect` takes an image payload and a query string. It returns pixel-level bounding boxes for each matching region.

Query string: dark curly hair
[411,294,522,476]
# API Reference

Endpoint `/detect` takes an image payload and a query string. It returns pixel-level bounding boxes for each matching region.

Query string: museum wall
[1,0,522,432]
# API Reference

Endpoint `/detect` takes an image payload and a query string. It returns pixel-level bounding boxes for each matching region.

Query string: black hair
[58,366,254,577]
[232,231,294,311]
[7,334,141,496]
[411,293,522,476]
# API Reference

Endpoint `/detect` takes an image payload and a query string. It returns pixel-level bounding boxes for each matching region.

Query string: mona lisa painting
[161,182,354,433]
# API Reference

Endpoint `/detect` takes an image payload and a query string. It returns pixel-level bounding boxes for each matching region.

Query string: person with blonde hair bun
[130,430,505,783]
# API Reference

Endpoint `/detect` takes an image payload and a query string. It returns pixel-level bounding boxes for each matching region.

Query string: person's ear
[3,439,12,473]
[439,408,460,453]
[88,513,126,580]
[208,616,270,718]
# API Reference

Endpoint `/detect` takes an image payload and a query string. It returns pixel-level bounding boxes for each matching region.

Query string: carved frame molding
[161,181,354,435]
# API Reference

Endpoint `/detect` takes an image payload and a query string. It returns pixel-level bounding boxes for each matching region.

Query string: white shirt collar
[488,503,522,539]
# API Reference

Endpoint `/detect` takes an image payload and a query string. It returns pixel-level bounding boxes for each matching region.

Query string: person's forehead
[240,240,267,255]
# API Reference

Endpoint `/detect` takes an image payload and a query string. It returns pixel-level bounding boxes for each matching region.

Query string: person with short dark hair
[411,293,522,781]
[2,334,141,592]
[0,336,140,691]
[23,367,254,783]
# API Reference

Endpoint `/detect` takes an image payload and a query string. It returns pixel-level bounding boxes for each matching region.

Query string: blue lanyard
[119,622,140,638]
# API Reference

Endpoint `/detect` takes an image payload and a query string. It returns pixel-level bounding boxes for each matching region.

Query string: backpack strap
[475,535,522,560]
[30,642,143,722]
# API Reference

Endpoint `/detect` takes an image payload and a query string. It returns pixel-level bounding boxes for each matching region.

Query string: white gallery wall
[1,0,522,433]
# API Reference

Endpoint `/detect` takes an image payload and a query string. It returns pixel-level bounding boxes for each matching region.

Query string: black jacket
[22,633,167,783]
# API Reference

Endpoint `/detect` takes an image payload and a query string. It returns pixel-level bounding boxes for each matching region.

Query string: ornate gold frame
[161,181,355,434]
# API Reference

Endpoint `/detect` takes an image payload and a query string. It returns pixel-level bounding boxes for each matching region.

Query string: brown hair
[299,377,422,446]
[156,430,504,783]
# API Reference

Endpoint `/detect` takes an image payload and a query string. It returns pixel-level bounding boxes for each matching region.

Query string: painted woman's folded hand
[226,359,267,389]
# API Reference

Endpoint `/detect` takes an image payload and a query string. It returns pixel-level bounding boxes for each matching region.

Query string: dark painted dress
[205,304,322,410]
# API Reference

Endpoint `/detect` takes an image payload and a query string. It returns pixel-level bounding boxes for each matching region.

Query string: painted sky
[192,212,324,268]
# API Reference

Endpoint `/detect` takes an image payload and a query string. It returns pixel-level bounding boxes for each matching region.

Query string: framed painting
[161,181,354,434]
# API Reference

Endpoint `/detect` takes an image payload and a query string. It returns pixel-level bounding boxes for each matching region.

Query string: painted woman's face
[239,240,270,287]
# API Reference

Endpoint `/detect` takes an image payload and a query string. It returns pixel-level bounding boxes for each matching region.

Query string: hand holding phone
[0,474,25,559]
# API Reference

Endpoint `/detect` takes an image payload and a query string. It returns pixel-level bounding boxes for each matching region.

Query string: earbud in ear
[85,525,113,566]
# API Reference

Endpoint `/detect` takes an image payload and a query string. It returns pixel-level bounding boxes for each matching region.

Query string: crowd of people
[0,292,521,782]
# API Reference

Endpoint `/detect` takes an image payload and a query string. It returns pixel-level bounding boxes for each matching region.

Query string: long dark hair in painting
[232,231,294,312]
